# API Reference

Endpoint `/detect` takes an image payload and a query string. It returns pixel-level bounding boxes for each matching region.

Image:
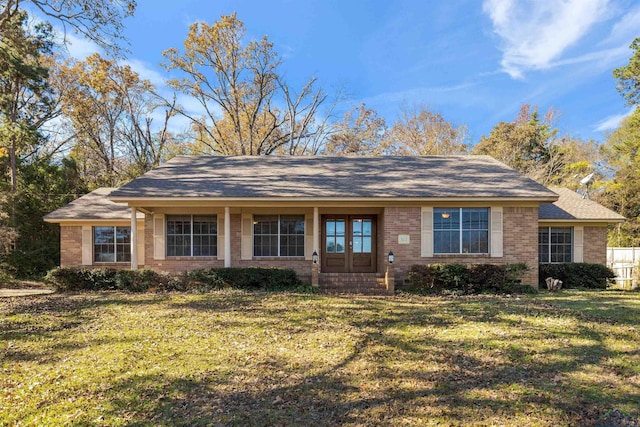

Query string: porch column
[130,207,138,270]
[224,207,231,267]
[313,207,319,263]
[312,207,320,287]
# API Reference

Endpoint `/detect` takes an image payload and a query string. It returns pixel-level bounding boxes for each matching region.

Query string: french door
[321,215,377,273]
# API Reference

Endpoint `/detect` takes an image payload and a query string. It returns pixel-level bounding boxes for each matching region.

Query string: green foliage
[473,104,598,187]
[187,267,304,291]
[539,263,616,289]
[44,268,181,292]
[613,37,640,106]
[44,267,307,293]
[0,262,16,285]
[0,157,87,278]
[406,263,530,294]
[598,108,640,245]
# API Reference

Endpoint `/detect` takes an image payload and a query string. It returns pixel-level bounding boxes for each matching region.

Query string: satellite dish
[580,173,594,185]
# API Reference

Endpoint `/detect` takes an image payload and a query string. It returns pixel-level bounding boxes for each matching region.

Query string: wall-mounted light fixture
[312,250,318,264]
[388,251,394,264]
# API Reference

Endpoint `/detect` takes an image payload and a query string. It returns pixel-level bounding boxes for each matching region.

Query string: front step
[319,272,392,295]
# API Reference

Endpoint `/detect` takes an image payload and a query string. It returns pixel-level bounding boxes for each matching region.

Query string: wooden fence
[607,247,639,288]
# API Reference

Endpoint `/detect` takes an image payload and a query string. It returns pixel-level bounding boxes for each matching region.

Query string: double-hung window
[253,215,304,257]
[166,215,217,257]
[94,226,131,263]
[539,227,572,263]
[433,208,489,254]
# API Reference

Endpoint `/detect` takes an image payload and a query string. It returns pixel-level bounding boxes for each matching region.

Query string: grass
[1,290,639,426]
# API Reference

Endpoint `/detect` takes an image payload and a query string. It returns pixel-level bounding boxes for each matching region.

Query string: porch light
[441,211,450,219]
[388,251,394,264]
[312,250,318,264]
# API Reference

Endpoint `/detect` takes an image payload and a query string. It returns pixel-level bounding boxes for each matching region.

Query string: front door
[322,215,377,273]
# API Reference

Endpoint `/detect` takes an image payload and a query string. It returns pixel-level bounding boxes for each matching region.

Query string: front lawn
[1,291,639,426]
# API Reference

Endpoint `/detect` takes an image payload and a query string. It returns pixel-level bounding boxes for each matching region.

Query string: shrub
[407,263,530,294]
[539,263,615,289]
[44,267,305,293]
[187,267,302,291]
[0,263,17,286]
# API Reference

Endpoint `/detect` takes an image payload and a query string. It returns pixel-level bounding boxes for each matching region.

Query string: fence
[607,247,639,289]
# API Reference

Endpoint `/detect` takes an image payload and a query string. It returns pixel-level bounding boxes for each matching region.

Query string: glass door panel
[352,219,372,254]
[325,219,345,253]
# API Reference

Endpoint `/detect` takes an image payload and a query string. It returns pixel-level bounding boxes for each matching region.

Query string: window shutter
[490,207,503,258]
[217,215,225,260]
[305,213,313,260]
[421,207,433,257]
[153,214,165,260]
[574,226,584,262]
[241,213,252,260]
[81,225,92,265]
[137,226,145,266]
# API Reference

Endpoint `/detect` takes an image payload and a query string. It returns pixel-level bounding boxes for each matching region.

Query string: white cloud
[603,5,640,45]
[58,31,102,59]
[121,59,166,87]
[483,0,609,78]
[593,109,634,132]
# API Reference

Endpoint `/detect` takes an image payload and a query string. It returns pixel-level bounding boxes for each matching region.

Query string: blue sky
[59,0,640,144]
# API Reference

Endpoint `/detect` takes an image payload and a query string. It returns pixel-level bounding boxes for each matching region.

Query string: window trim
[93,226,131,263]
[165,214,218,258]
[433,207,490,255]
[539,226,573,264]
[253,214,305,258]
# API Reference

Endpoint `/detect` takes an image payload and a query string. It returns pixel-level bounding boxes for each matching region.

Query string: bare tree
[385,105,468,155]
[0,0,136,55]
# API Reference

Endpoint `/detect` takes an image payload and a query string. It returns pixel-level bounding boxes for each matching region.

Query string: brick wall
[60,226,82,267]
[583,226,607,265]
[383,206,539,288]
[144,213,312,281]
[59,225,139,270]
[143,214,224,273]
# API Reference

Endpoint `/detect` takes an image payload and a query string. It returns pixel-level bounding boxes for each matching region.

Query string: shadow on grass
[3,292,639,425]
[93,294,640,425]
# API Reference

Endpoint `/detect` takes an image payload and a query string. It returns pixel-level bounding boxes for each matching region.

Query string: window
[166,215,217,257]
[94,226,131,263]
[539,227,572,263]
[433,208,489,254]
[254,215,304,257]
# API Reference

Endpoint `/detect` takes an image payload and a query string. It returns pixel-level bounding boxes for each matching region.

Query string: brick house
[44,156,624,293]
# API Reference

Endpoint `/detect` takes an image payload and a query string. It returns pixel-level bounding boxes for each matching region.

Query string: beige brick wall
[144,214,312,282]
[59,225,139,270]
[60,226,82,268]
[583,226,607,265]
[383,206,539,288]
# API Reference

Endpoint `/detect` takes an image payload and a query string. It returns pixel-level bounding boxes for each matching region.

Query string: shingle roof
[44,188,144,221]
[109,155,559,200]
[539,188,625,222]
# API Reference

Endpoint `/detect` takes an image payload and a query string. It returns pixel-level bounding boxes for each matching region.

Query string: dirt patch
[0,288,54,297]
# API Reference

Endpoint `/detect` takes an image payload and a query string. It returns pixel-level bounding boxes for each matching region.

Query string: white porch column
[313,207,319,261]
[130,207,138,270]
[224,207,231,267]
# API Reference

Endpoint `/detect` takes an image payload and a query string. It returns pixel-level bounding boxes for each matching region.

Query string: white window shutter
[137,226,145,266]
[153,214,165,260]
[241,213,252,260]
[305,213,313,260]
[217,215,225,260]
[81,225,92,265]
[574,226,584,262]
[421,207,433,257]
[490,207,503,258]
